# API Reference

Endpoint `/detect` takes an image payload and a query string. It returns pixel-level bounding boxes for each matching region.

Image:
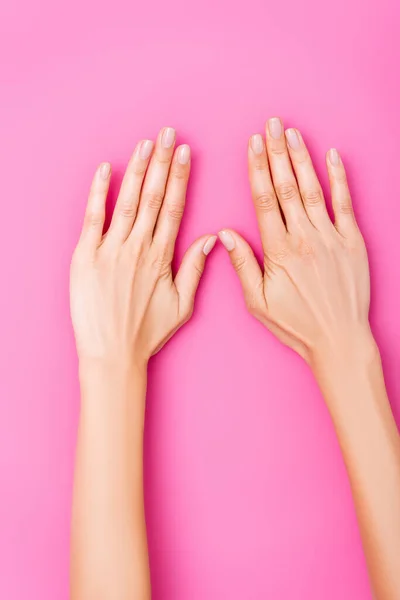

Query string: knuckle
[253,158,269,172]
[151,254,170,277]
[155,152,172,166]
[302,188,323,207]
[193,262,204,279]
[292,151,309,165]
[269,145,287,157]
[297,238,315,258]
[170,165,188,180]
[338,199,353,214]
[334,171,348,185]
[254,191,277,213]
[231,254,247,273]
[119,204,136,219]
[167,202,185,221]
[276,182,298,203]
[131,162,147,176]
[85,211,103,228]
[144,191,164,211]
[266,247,289,265]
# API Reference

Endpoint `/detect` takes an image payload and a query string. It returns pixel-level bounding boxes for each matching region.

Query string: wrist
[78,357,148,400]
[310,326,379,378]
[79,354,148,381]
[310,329,389,415]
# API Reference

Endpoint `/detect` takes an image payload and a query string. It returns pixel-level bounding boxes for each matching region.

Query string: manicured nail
[329,148,340,166]
[218,230,236,251]
[139,140,154,160]
[162,127,175,149]
[203,235,217,256]
[268,117,282,139]
[251,134,264,155]
[285,128,300,150]
[177,144,190,165]
[100,162,111,180]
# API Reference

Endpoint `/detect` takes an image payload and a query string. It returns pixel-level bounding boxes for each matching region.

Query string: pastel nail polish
[203,235,217,255]
[218,230,236,251]
[251,134,264,155]
[177,144,190,165]
[100,162,111,180]
[268,118,282,139]
[329,148,340,166]
[162,127,176,149]
[285,128,300,150]
[139,140,154,160]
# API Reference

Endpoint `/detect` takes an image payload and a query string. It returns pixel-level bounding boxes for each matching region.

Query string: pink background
[1,0,400,598]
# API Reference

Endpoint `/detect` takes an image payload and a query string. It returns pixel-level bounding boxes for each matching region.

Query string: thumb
[218,229,265,315]
[174,234,217,320]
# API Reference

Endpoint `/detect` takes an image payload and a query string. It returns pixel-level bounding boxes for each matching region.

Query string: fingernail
[177,144,190,165]
[162,127,175,149]
[100,162,111,180]
[285,128,300,150]
[218,230,236,251]
[268,117,282,139]
[203,235,217,256]
[251,134,264,155]
[329,148,340,166]
[139,140,154,160]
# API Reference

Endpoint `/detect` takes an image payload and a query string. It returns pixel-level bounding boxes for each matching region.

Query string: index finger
[248,133,287,253]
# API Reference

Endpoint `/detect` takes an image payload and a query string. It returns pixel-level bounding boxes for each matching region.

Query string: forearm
[71,362,151,600]
[313,338,400,600]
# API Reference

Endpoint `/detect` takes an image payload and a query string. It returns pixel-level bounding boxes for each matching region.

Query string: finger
[79,162,110,250]
[248,134,287,252]
[265,117,308,230]
[285,128,333,233]
[107,139,154,244]
[218,229,266,316]
[174,234,217,320]
[152,144,191,262]
[132,126,176,239]
[326,149,357,237]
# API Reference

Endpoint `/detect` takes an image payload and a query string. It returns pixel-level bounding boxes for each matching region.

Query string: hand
[220,118,373,367]
[70,127,216,369]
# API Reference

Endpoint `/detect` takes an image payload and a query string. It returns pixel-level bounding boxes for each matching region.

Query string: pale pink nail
[218,230,235,251]
[285,128,300,150]
[203,235,217,256]
[177,144,190,165]
[251,134,264,155]
[268,117,282,139]
[329,148,340,166]
[139,140,154,160]
[161,127,175,149]
[100,162,111,180]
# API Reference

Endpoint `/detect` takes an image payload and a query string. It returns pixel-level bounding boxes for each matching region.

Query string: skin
[70,119,400,600]
[70,127,217,600]
[219,118,400,600]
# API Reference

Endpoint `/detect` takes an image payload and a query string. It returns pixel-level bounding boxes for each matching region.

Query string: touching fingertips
[251,134,264,155]
[161,127,176,149]
[218,230,236,251]
[203,235,218,256]
[99,162,111,180]
[139,140,154,160]
[285,128,301,151]
[268,117,283,139]
[177,144,191,165]
[329,148,341,166]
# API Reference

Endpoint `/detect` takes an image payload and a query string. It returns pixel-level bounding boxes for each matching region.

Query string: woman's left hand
[70,127,216,370]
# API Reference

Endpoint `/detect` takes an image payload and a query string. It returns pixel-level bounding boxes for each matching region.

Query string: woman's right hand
[219,117,375,369]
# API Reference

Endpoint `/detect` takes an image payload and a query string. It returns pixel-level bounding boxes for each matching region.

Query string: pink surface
[1,1,400,598]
